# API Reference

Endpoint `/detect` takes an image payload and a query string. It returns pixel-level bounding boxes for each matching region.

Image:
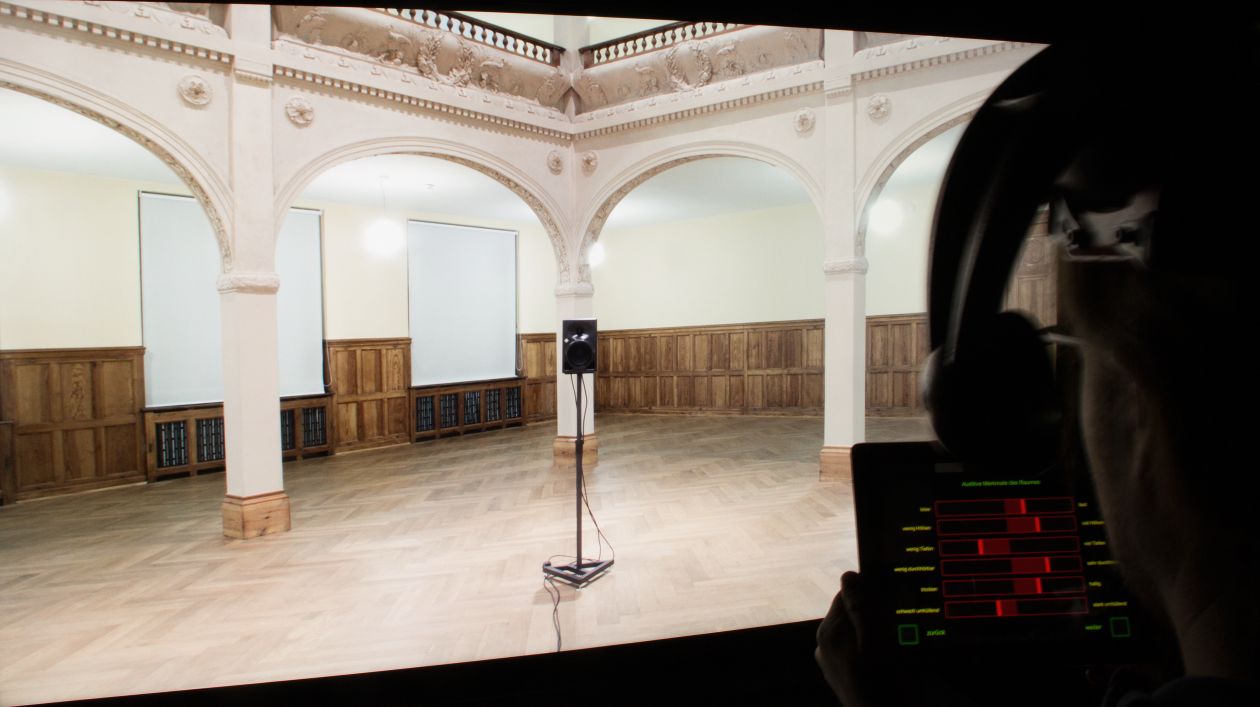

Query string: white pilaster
[820,34,866,481]
[219,4,288,537]
[218,274,284,499]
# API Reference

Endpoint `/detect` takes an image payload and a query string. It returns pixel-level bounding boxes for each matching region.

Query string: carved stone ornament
[285,97,315,127]
[794,108,816,134]
[823,257,870,276]
[867,94,892,120]
[547,150,564,175]
[217,271,281,294]
[177,74,212,106]
[271,7,572,110]
[582,151,599,174]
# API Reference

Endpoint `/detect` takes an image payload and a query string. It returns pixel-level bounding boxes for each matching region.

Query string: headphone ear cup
[924,312,1060,464]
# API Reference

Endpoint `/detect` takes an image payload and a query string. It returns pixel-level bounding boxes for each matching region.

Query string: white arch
[576,140,824,285]
[853,90,991,256]
[0,60,234,271]
[275,137,573,284]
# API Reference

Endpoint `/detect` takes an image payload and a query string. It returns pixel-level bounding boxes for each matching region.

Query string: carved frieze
[573,25,821,114]
[78,1,228,37]
[272,6,571,109]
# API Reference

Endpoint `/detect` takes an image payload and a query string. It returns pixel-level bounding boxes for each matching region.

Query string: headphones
[919,38,1219,465]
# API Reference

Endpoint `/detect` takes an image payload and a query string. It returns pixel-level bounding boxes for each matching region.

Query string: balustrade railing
[381,8,564,66]
[580,21,745,68]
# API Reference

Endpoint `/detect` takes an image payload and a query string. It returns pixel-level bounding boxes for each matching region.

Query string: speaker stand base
[543,558,614,588]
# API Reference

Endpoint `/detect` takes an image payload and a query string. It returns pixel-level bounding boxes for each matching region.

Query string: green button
[1109,616,1131,638]
[897,624,920,646]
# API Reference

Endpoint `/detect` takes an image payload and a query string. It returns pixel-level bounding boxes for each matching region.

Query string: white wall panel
[407,221,516,385]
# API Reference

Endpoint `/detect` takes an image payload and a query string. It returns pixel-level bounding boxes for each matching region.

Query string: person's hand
[815,570,875,706]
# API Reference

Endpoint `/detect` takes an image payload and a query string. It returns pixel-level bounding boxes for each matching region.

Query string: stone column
[218,274,288,538]
[219,4,289,537]
[553,282,598,468]
[819,30,866,481]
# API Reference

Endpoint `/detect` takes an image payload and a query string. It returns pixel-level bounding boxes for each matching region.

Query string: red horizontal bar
[941,555,1083,577]
[935,497,1075,518]
[945,596,1089,619]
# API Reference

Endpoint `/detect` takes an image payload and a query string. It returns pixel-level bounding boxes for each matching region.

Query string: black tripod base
[543,558,614,588]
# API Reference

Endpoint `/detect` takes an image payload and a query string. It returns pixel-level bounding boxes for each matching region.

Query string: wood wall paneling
[325,339,412,451]
[594,319,825,416]
[865,211,1058,416]
[1005,209,1057,329]
[144,395,333,481]
[410,377,526,441]
[520,333,557,422]
[0,421,15,505]
[0,348,146,501]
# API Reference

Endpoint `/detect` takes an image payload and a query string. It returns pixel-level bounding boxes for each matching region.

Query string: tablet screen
[852,442,1152,665]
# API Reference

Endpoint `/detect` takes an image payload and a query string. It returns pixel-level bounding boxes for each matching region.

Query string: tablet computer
[852,441,1155,667]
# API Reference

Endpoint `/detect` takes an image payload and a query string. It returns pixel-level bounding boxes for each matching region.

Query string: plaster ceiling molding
[867,94,891,121]
[582,151,599,174]
[80,2,228,36]
[853,40,1032,82]
[271,6,568,109]
[573,26,821,114]
[858,34,951,61]
[284,96,314,127]
[794,107,815,134]
[177,74,212,107]
[546,150,564,175]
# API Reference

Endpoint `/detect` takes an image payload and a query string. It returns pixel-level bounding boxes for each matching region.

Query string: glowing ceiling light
[364,218,404,258]
[588,241,605,267]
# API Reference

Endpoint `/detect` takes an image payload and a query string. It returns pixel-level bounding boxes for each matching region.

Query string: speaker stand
[543,372,613,588]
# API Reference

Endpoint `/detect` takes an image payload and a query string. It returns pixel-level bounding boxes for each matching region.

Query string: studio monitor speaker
[562,319,597,374]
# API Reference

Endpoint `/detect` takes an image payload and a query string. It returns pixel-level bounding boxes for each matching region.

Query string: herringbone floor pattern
[0,414,932,705]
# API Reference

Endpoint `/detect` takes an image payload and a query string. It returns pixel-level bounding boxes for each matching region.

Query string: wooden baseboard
[553,434,599,469]
[221,491,291,539]
[819,446,852,482]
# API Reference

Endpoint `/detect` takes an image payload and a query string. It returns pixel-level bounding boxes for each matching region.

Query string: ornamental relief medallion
[177,74,212,106]
[285,97,314,127]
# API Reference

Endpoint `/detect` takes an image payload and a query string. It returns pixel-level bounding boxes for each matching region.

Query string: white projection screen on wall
[407,221,517,386]
[275,208,326,397]
[139,193,324,406]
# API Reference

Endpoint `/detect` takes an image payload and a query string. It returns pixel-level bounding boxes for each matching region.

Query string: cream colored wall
[0,166,558,349]
[864,178,938,317]
[311,200,557,340]
[0,166,190,349]
[592,202,824,330]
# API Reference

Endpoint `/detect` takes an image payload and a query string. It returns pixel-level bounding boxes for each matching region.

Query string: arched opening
[859,117,1056,421]
[857,122,964,420]
[572,153,839,637]
[0,85,229,501]
[276,140,571,286]
[288,152,559,449]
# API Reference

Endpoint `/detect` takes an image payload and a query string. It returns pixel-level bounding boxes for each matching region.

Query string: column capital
[217,270,280,294]
[555,281,595,298]
[823,256,869,276]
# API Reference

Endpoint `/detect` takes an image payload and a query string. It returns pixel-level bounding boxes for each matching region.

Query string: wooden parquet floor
[0,414,933,705]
